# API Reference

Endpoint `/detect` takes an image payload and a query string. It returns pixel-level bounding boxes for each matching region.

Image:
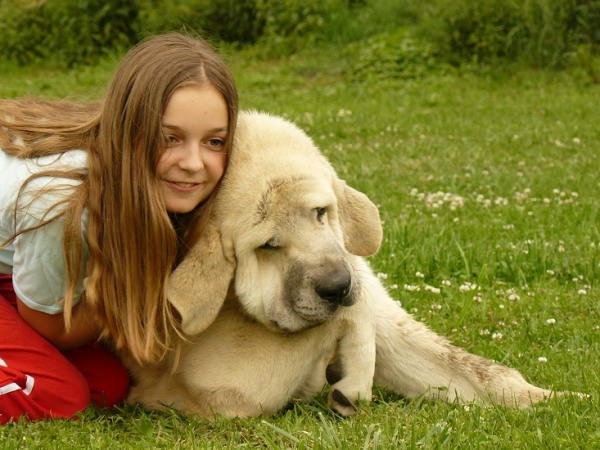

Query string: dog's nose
[315,268,352,305]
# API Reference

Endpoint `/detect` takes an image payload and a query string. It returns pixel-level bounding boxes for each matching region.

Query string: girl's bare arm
[17,296,101,351]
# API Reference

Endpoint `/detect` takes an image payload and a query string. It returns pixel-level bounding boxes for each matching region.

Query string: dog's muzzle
[315,267,354,307]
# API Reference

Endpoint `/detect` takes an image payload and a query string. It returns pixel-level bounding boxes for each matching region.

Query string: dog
[126,111,559,418]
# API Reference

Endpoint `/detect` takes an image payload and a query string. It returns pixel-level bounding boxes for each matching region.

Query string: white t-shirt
[0,149,89,314]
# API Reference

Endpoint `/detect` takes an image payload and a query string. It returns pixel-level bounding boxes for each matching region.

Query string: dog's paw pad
[326,362,343,385]
[328,389,356,417]
[332,389,352,407]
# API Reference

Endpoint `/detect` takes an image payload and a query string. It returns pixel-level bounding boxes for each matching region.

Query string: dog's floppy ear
[334,179,383,256]
[168,220,235,335]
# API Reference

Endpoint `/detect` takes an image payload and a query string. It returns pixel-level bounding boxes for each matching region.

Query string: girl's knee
[65,343,130,408]
[91,360,130,408]
[0,363,91,423]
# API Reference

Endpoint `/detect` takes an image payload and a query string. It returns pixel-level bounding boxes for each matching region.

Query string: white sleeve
[12,198,88,315]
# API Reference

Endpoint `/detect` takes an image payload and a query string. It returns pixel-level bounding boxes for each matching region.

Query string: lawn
[0,47,599,449]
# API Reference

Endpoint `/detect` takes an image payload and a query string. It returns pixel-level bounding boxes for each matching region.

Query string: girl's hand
[16,296,101,351]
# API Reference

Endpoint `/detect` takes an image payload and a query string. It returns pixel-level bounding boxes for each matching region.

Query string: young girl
[0,33,239,423]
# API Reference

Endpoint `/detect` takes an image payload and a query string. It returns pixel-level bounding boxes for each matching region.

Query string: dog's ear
[168,220,235,335]
[334,179,383,256]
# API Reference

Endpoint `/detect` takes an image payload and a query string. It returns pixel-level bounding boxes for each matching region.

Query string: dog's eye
[259,240,278,250]
[316,207,327,219]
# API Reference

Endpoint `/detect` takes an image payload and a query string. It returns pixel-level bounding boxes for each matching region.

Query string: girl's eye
[166,135,179,145]
[207,138,225,148]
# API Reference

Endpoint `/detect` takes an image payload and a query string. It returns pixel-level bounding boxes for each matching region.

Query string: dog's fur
[127,111,557,418]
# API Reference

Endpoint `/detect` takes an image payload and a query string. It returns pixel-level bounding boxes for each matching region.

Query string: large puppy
[127,111,557,418]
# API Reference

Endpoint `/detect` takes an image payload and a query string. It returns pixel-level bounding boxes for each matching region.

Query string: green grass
[1,48,599,448]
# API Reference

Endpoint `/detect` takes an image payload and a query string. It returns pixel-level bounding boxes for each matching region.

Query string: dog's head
[168,111,383,335]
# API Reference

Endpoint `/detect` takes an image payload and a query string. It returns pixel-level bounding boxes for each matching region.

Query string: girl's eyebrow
[162,123,229,133]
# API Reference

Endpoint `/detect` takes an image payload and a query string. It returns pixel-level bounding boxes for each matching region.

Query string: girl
[0,33,239,423]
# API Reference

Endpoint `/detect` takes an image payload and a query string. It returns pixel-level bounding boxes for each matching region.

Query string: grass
[1,46,599,448]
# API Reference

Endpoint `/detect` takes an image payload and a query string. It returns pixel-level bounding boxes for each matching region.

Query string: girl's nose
[178,142,204,172]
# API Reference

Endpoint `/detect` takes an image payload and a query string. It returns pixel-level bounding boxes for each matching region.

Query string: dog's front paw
[327,379,372,417]
[328,388,357,417]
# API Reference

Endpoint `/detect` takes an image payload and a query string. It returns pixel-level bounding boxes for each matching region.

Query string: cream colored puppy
[127,111,557,418]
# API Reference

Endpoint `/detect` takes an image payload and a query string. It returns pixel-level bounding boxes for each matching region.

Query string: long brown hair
[0,33,239,364]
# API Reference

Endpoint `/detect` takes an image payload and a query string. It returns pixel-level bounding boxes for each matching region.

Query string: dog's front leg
[326,289,376,416]
[369,279,555,407]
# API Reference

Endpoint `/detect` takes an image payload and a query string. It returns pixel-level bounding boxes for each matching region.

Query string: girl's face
[157,84,229,213]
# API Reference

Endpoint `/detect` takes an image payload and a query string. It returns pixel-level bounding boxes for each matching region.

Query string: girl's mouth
[167,181,201,191]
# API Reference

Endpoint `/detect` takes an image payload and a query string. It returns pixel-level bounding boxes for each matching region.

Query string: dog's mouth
[263,300,341,334]
[293,302,340,326]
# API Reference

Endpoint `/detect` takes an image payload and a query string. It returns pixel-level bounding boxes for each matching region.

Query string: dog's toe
[328,389,357,417]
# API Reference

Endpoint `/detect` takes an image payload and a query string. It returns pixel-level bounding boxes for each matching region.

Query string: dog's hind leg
[368,277,554,407]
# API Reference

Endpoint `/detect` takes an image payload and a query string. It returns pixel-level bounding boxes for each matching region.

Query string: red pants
[0,275,129,424]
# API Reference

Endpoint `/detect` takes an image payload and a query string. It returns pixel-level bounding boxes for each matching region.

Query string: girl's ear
[333,179,383,257]
[168,220,236,335]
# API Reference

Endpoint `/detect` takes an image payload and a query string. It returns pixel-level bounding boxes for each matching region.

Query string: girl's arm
[16,296,101,351]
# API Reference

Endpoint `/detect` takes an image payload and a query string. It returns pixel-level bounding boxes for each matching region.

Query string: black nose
[315,268,352,305]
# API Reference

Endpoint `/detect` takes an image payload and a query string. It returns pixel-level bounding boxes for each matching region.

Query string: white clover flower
[546,318,556,325]
[538,357,548,363]
[578,289,587,295]
[573,137,581,144]
[377,272,388,280]
[431,303,442,310]
[508,293,520,301]
[442,280,451,287]
[415,271,425,278]
[492,333,503,341]
[546,270,555,275]
[480,329,490,336]
[390,284,398,290]
[404,284,421,292]
[514,188,532,203]
[425,285,441,294]
[473,295,482,303]
[459,282,478,293]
